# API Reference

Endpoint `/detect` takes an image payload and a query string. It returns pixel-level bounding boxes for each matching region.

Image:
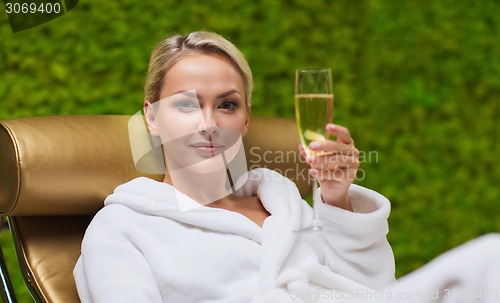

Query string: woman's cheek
[158,112,196,138]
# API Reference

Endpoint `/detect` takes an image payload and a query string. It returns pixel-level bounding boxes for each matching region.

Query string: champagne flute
[295,68,334,232]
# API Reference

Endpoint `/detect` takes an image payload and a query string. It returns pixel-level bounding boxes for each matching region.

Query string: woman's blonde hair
[144,31,253,105]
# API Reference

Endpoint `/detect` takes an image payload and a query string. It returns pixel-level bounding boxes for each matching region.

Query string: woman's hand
[299,123,359,211]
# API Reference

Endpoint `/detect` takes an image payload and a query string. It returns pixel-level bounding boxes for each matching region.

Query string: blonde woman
[74,32,500,303]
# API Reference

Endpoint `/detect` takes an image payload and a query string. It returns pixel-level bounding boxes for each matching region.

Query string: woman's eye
[219,101,238,111]
[176,100,199,111]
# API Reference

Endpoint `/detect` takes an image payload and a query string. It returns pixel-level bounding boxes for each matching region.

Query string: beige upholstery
[0,115,310,303]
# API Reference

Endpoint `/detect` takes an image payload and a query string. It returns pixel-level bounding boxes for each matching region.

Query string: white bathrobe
[73,168,396,303]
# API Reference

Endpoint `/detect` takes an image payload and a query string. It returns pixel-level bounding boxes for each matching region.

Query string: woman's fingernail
[306,156,313,163]
[327,124,335,131]
[309,142,319,149]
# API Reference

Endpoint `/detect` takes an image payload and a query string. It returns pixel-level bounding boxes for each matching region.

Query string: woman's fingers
[301,124,359,208]
[306,152,360,170]
[300,124,360,177]
[303,123,359,182]
[326,123,354,145]
[309,140,359,156]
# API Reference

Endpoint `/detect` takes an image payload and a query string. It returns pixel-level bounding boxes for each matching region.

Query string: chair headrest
[0,115,309,216]
[0,115,160,216]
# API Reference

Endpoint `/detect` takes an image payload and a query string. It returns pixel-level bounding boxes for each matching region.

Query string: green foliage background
[0,0,499,301]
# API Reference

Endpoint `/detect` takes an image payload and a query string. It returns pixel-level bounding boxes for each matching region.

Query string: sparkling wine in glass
[295,68,334,232]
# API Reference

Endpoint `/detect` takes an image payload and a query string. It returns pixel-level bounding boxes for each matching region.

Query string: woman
[74,32,500,303]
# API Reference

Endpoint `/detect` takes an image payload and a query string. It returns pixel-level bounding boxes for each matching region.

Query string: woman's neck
[163,167,233,207]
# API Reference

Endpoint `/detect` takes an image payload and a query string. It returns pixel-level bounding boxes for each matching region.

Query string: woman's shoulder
[104,176,177,209]
[81,203,137,243]
[85,177,170,234]
[112,176,166,195]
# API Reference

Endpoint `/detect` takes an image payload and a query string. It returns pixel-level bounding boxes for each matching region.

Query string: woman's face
[145,53,250,173]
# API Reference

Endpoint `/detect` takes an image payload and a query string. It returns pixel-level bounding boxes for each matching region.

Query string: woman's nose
[197,110,218,136]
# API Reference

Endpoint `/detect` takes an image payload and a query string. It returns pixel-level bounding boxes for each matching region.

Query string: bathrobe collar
[105,168,306,248]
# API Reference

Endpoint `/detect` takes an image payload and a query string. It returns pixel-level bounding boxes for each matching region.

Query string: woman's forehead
[159,53,245,99]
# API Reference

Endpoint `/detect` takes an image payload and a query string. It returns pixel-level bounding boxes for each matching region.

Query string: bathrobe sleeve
[73,205,163,303]
[316,184,396,289]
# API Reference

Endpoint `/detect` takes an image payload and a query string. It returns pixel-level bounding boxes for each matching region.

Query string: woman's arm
[300,124,395,288]
[316,185,396,289]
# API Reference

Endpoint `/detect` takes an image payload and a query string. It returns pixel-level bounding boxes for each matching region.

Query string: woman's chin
[184,155,228,174]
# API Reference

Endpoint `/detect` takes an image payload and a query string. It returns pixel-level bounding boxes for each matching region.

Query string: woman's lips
[190,142,225,157]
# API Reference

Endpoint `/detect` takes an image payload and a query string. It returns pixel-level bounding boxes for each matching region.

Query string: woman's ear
[241,103,251,137]
[144,100,160,136]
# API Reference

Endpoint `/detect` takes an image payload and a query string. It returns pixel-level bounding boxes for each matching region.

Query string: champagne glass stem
[311,177,321,230]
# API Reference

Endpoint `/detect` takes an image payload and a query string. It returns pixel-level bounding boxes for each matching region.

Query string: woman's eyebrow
[217,90,241,99]
[170,90,198,99]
